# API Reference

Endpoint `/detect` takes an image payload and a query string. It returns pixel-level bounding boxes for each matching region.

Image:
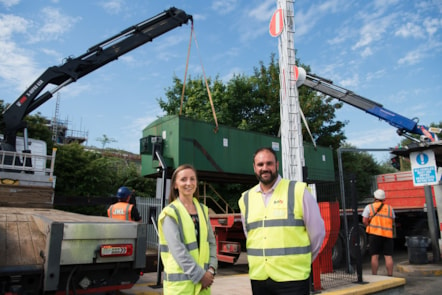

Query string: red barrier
[312,201,340,291]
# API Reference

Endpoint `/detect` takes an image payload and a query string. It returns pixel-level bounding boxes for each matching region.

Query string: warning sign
[410,150,438,186]
[269,8,284,37]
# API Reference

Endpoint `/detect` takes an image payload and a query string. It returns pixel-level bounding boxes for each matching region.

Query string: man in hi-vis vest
[362,189,395,276]
[238,147,325,295]
[107,186,142,222]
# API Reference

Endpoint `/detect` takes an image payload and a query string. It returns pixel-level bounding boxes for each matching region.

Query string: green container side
[303,142,335,182]
[141,115,334,182]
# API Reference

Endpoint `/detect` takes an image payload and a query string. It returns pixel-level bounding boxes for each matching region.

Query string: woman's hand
[200,270,214,289]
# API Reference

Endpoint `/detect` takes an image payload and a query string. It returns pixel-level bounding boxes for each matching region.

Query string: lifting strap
[180,23,219,133]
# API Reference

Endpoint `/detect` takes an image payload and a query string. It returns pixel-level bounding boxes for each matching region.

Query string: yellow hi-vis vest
[238,180,312,282]
[366,202,394,238]
[158,198,211,295]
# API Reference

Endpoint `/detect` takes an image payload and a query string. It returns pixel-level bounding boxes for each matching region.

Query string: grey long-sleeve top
[162,210,218,284]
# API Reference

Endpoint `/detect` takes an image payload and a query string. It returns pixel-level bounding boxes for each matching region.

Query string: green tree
[340,143,384,201]
[158,54,347,150]
[96,134,117,149]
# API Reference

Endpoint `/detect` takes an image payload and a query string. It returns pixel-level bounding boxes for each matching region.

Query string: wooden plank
[28,217,46,265]
[0,217,5,265]
[0,211,47,267]
[17,218,39,265]
[6,217,21,266]
[0,184,53,208]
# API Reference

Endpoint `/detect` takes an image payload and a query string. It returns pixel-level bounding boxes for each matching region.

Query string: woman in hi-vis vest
[158,164,217,294]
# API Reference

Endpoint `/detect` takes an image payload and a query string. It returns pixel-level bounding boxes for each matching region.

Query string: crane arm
[2,7,192,151]
[298,70,438,142]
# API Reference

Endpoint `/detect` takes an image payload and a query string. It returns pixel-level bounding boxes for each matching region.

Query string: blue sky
[1,0,441,163]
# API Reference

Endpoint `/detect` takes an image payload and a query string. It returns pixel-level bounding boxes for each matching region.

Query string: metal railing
[0,148,57,178]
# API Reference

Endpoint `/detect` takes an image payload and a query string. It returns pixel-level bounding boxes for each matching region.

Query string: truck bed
[0,207,140,268]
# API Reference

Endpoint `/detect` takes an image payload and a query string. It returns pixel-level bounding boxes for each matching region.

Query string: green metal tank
[140,115,334,183]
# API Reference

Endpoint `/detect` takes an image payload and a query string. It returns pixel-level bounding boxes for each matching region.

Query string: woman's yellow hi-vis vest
[366,202,394,238]
[158,198,211,295]
[238,180,312,282]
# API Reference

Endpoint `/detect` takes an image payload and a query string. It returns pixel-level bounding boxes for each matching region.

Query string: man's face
[253,150,279,186]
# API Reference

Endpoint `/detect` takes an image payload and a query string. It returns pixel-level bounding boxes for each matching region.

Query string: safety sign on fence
[410,150,438,186]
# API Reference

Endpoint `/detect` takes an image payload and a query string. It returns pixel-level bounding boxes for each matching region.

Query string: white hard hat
[374,189,385,200]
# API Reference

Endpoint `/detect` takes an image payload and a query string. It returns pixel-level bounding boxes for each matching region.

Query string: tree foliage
[54,143,155,198]
[158,54,347,151]
[339,143,384,200]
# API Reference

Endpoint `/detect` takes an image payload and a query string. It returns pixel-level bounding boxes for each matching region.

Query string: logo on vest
[113,208,124,215]
[273,200,284,205]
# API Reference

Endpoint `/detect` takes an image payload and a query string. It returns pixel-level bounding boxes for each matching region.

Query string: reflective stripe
[247,245,311,256]
[165,204,200,252]
[160,243,200,254]
[247,218,305,230]
[164,273,189,282]
[367,203,394,237]
[164,262,210,282]
[244,181,297,233]
[368,224,393,232]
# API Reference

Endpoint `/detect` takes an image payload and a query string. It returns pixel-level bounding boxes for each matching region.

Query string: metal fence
[136,196,162,250]
[314,180,361,291]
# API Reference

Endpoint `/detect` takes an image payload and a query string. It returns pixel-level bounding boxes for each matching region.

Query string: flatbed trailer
[0,145,148,294]
[0,207,147,294]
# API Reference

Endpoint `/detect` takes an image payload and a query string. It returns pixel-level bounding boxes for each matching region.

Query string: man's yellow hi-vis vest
[238,180,312,282]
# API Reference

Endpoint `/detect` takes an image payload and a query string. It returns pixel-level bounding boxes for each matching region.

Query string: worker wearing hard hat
[107,186,142,222]
[362,189,396,276]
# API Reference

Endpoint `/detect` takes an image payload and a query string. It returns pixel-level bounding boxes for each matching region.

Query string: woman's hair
[168,164,200,203]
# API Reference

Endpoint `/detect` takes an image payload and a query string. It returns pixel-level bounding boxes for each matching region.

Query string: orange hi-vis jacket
[366,202,394,238]
[107,202,134,221]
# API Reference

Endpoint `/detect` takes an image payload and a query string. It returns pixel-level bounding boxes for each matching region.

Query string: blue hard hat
[117,186,132,200]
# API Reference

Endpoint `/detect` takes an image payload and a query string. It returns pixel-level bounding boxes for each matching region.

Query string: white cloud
[100,0,125,15]
[366,69,386,81]
[395,22,425,38]
[0,0,19,8]
[0,14,28,39]
[221,66,243,83]
[248,0,274,22]
[423,17,442,36]
[352,16,392,50]
[0,14,39,91]
[397,49,424,65]
[373,0,400,12]
[212,0,238,15]
[339,74,359,88]
[348,128,398,149]
[29,7,80,43]
[360,47,373,57]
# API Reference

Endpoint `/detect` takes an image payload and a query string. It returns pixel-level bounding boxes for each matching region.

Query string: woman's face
[174,168,197,198]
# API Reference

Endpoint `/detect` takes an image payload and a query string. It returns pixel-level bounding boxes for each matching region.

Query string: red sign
[269,8,284,37]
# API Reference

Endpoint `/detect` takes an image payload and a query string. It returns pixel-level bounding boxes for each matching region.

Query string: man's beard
[256,170,278,185]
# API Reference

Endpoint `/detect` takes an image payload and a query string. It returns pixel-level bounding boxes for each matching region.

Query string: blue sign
[410,150,437,186]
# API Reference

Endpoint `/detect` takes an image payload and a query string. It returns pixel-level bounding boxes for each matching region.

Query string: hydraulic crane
[295,67,440,143]
[1,7,192,153]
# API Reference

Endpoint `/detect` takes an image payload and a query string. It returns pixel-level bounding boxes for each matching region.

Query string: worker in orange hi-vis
[362,189,396,276]
[107,186,142,222]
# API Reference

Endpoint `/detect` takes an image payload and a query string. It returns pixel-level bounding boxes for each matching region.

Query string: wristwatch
[208,267,216,276]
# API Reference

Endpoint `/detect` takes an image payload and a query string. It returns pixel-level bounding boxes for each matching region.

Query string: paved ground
[118,248,442,295]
